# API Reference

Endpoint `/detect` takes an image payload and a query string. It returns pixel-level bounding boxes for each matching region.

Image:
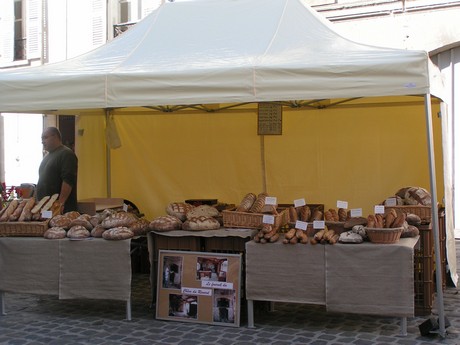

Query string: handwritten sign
[374,205,385,214]
[350,208,363,217]
[313,220,325,229]
[181,287,212,296]
[263,215,275,225]
[295,221,308,230]
[294,198,306,207]
[201,281,234,290]
[337,200,348,209]
[265,196,277,205]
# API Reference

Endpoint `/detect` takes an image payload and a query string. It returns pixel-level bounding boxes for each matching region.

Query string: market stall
[0,237,132,320]
[0,0,454,335]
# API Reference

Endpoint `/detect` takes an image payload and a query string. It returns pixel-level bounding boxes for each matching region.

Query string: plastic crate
[413,209,447,316]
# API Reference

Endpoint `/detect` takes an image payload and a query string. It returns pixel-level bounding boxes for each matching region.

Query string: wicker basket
[384,205,431,224]
[0,220,50,237]
[365,227,403,244]
[222,208,289,230]
[325,221,346,234]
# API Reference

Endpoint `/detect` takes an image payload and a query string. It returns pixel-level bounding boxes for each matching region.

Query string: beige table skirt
[246,236,418,317]
[0,237,132,301]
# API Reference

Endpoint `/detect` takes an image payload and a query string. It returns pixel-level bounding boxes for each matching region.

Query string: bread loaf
[391,212,406,228]
[149,215,183,231]
[9,200,26,221]
[101,212,138,229]
[338,208,347,222]
[310,208,323,221]
[90,225,106,238]
[249,193,268,213]
[31,196,50,214]
[406,213,422,226]
[384,209,398,228]
[129,218,150,236]
[0,200,19,222]
[18,198,36,221]
[236,193,256,212]
[324,210,334,222]
[67,225,90,239]
[102,227,134,240]
[186,205,219,219]
[288,206,298,223]
[69,214,94,230]
[401,225,420,238]
[166,202,194,221]
[299,206,311,222]
[182,216,220,231]
[44,227,67,239]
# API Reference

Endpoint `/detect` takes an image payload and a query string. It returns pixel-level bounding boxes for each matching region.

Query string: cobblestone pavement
[1,251,460,345]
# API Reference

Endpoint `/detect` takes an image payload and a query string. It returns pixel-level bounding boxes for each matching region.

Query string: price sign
[337,200,348,209]
[123,203,128,212]
[258,103,283,135]
[294,198,306,207]
[374,205,385,214]
[265,196,277,205]
[41,210,52,219]
[385,197,397,206]
[262,215,275,225]
[350,208,362,217]
[313,220,325,229]
[295,221,308,230]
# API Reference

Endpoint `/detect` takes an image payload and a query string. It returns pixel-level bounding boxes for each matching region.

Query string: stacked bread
[45,209,149,240]
[253,224,280,244]
[149,202,221,232]
[0,194,61,223]
[288,205,323,223]
[235,193,278,215]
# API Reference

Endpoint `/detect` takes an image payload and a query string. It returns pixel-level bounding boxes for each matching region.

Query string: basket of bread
[0,194,61,237]
[364,209,405,244]
[383,186,432,224]
[222,192,289,230]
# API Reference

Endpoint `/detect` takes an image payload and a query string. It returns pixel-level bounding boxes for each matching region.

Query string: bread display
[102,227,134,240]
[166,202,194,221]
[18,198,36,221]
[182,216,220,231]
[253,224,280,244]
[149,215,183,231]
[49,211,80,229]
[44,227,66,239]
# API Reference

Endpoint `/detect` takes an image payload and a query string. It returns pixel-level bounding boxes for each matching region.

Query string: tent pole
[424,93,445,337]
[105,110,112,197]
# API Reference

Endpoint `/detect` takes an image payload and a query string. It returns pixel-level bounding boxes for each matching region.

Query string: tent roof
[0,0,443,113]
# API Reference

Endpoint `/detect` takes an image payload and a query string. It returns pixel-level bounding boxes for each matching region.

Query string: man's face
[41,131,58,152]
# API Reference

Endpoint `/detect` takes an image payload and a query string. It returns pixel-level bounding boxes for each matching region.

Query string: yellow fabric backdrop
[75,101,443,220]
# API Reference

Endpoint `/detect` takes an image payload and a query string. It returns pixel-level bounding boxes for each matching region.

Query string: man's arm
[58,180,73,208]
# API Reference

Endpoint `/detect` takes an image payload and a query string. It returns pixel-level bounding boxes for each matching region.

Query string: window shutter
[26,0,41,59]
[91,0,106,47]
[0,0,15,63]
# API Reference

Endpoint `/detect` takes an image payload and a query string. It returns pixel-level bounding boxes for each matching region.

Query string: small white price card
[123,203,128,212]
[313,220,325,229]
[350,208,362,217]
[262,215,275,224]
[337,200,348,209]
[385,197,397,206]
[295,220,308,230]
[294,198,306,207]
[265,196,277,205]
[374,205,385,214]
[41,210,52,219]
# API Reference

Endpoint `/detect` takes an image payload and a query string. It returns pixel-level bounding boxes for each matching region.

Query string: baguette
[269,233,280,243]
[296,229,308,244]
[31,196,50,214]
[9,200,26,221]
[263,227,278,239]
[0,200,19,222]
[18,198,36,221]
[41,194,59,212]
[284,228,296,241]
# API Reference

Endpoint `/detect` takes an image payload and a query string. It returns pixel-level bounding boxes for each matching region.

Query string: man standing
[36,127,78,213]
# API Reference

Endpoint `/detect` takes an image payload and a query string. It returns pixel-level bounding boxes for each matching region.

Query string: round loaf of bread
[44,227,67,239]
[102,227,134,240]
[67,225,90,239]
[90,225,106,238]
[186,205,219,219]
[101,212,138,229]
[130,218,150,236]
[49,214,74,229]
[149,215,182,231]
[182,216,220,231]
[166,202,194,221]
[69,214,94,230]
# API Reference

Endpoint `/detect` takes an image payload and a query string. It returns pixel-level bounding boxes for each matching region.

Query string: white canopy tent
[0,0,452,335]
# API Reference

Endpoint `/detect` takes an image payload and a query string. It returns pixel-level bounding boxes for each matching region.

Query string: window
[14,0,26,61]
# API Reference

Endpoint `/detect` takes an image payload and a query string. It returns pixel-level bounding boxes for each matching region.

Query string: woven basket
[384,205,431,224]
[222,208,289,230]
[325,221,346,234]
[0,220,50,237]
[365,227,404,244]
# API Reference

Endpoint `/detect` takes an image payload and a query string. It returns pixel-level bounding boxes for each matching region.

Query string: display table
[246,236,418,334]
[0,237,132,320]
[147,228,257,305]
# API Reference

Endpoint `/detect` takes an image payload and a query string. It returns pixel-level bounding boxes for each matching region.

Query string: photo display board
[156,250,242,327]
